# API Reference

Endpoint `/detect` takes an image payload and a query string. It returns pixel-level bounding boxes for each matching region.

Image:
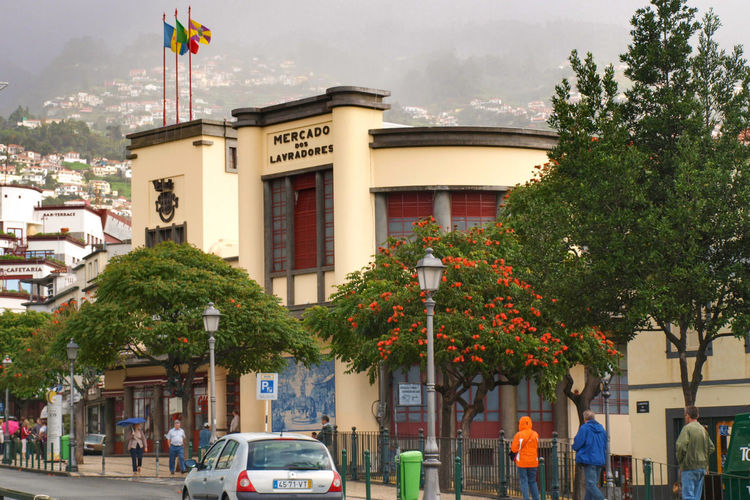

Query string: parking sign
[256,373,278,400]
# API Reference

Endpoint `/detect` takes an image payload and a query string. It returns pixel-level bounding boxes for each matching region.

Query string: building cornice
[369,126,558,150]
[126,119,237,151]
[232,86,391,128]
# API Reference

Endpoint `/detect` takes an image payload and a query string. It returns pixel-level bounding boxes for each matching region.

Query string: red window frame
[293,173,317,269]
[450,192,497,231]
[387,192,433,238]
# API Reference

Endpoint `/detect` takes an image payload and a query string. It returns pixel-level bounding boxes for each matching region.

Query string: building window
[387,192,433,238]
[225,139,238,173]
[517,378,554,437]
[392,365,426,434]
[268,169,333,272]
[145,223,187,248]
[451,192,498,231]
[591,351,628,415]
[294,173,317,269]
[271,180,288,272]
[6,227,22,239]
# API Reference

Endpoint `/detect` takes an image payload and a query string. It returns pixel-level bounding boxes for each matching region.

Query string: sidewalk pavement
[72,455,498,499]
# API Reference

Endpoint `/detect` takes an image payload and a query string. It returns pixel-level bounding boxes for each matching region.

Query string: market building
[119,84,750,478]
[121,86,607,455]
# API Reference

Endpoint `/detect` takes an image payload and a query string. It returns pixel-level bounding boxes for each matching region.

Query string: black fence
[325,426,749,500]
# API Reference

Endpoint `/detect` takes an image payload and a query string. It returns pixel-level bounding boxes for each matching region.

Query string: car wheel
[182,487,191,500]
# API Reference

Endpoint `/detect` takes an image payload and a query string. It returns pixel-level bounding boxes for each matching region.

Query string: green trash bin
[60,435,70,461]
[400,450,423,500]
[722,413,750,500]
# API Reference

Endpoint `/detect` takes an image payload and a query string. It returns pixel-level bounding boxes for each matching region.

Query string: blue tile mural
[272,357,336,432]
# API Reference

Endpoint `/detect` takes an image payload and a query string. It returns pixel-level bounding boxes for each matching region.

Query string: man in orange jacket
[512,416,540,500]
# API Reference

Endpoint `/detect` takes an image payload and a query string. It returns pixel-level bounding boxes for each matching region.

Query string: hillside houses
[0,142,132,214]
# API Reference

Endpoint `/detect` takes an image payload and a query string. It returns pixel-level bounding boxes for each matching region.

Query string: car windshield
[246,439,332,471]
[85,435,103,443]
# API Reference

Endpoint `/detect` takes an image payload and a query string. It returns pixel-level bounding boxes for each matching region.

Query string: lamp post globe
[66,339,79,472]
[416,248,445,500]
[2,355,10,464]
[601,370,614,500]
[203,302,221,444]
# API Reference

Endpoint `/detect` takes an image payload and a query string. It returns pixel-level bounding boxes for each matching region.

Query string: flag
[170,19,189,55]
[189,19,211,54]
[163,22,175,49]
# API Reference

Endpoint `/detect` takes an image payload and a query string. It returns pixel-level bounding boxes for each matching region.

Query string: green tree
[305,219,617,486]
[65,242,320,439]
[505,0,750,407]
[0,311,54,402]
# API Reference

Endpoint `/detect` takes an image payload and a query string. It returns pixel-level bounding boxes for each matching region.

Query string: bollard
[351,426,358,480]
[101,437,106,475]
[155,439,160,477]
[188,440,193,460]
[395,453,401,500]
[551,432,560,500]
[333,425,339,469]
[644,459,652,500]
[383,428,390,484]
[418,428,425,488]
[365,450,372,500]
[457,429,464,494]
[540,457,547,500]
[455,455,462,500]
[341,449,348,500]
[498,430,509,498]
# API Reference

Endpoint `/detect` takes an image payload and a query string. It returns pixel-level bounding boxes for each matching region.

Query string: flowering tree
[305,218,618,442]
[0,310,54,402]
[64,242,320,441]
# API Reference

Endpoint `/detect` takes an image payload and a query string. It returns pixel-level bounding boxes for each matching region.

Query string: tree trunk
[438,396,454,492]
[563,368,602,500]
[75,398,85,465]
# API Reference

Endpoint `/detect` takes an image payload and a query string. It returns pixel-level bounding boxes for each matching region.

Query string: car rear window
[246,439,332,471]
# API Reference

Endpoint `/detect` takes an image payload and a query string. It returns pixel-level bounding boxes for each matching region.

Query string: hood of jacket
[519,416,533,431]
[586,419,606,434]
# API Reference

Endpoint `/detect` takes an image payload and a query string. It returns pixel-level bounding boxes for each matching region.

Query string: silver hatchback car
[182,432,343,500]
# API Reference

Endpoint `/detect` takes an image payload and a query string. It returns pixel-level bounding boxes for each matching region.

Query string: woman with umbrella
[118,418,147,476]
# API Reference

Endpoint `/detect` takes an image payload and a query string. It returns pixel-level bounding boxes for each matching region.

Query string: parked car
[83,433,106,454]
[182,432,342,500]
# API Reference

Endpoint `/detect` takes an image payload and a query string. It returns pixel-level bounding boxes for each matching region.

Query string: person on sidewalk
[166,419,187,475]
[511,416,540,500]
[229,409,240,434]
[127,423,147,476]
[318,415,332,446]
[573,410,607,500]
[676,406,715,500]
[199,422,211,458]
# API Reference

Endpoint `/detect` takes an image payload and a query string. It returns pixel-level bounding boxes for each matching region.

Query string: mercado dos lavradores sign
[267,122,333,168]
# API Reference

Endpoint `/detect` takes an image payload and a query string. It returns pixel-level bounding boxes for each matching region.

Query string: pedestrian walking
[127,423,147,475]
[511,416,540,500]
[199,422,211,457]
[573,410,607,500]
[20,419,31,456]
[676,406,715,500]
[166,419,187,475]
[318,415,333,446]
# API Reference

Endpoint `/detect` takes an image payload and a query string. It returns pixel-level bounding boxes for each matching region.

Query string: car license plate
[273,479,311,489]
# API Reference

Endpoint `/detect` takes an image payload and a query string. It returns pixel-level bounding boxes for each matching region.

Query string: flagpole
[163,13,167,126]
[175,8,180,124]
[189,6,193,121]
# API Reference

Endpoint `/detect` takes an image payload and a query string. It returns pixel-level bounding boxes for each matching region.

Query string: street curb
[0,463,70,477]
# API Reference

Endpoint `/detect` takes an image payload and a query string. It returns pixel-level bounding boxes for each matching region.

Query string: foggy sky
[5,0,750,73]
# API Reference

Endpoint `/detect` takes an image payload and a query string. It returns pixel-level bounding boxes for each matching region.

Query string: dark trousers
[130,445,143,472]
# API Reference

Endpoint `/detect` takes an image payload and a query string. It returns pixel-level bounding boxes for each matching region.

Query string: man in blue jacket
[573,410,607,500]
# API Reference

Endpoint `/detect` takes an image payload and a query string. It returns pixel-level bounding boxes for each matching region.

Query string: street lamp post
[416,248,446,500]
[601,371,614,500]
[203,303,221,444]
[66,339,78,472]
[2,355,11,464]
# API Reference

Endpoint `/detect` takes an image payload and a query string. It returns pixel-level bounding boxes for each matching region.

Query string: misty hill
[1,19,630,128]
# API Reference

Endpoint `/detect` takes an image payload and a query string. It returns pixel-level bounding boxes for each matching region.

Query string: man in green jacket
[676,406,715,500]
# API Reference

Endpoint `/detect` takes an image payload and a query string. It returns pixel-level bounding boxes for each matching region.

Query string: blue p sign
[260,380,273,393]
[257,373,278,400]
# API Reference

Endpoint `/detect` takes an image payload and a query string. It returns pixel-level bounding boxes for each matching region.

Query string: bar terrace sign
[268,122,333,166]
